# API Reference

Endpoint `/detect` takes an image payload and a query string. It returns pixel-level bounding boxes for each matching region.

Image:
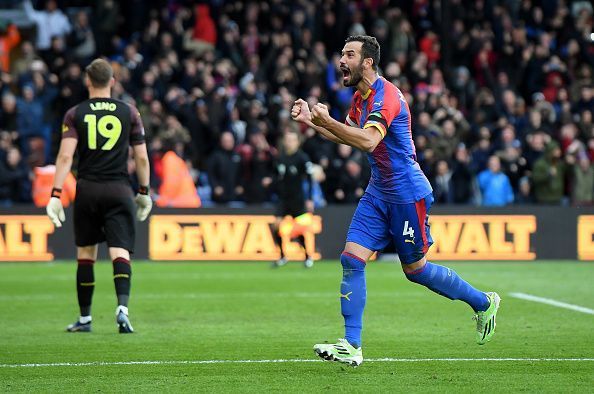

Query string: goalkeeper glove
[46,197,65,228]
[135,186,152,221]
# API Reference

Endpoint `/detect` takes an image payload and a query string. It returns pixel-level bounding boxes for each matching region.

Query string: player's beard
[342,60,364,87]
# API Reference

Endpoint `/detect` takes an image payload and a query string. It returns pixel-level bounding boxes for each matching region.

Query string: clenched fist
[311,103,331,128]
[291,98,311,123]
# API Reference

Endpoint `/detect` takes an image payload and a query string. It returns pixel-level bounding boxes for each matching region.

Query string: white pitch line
[1,358,594,368]
[509,292,594,315]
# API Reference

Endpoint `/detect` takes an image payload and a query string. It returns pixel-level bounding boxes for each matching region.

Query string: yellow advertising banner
[427,215,536,260]
[0,210,589,261]
[0,216,54,261]
[149,215,322,261]
[149,214,537,261]
[577,215,594,261]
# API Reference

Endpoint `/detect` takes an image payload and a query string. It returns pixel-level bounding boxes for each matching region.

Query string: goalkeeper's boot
[66,319,91,332]
[304,257,314,268]
[272,257,288,268]
[116,306,134,334]
[474,292,501,345]
[313,338,363,367]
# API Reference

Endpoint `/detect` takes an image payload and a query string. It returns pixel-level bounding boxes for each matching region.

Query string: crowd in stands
[0,0,593,207]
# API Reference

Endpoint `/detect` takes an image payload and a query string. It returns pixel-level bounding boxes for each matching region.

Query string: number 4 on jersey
[402,220,415,237]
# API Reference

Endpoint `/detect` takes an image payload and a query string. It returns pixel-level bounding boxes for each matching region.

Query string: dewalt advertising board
[0,206,592,261]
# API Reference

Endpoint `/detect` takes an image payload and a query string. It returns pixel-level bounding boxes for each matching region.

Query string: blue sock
[340,252,366,348]
[405,261,489,312]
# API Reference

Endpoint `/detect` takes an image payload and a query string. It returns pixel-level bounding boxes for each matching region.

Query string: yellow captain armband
[363,121,387,138]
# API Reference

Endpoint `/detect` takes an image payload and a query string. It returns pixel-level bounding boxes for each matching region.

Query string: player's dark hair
[85,58,113,88]
[345,35,380,71]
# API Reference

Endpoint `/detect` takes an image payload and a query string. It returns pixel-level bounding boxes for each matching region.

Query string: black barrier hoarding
[0,206,593,261]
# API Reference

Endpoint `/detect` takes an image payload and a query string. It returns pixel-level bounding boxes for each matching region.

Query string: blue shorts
[346,192,434,264]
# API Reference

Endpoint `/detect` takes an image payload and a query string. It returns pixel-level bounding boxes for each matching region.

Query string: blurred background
[0,0,592,210]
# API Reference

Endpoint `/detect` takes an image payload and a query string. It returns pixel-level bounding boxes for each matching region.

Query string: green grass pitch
[1,260,593,392]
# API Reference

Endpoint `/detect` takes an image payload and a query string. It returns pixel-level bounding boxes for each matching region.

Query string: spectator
[324,143,361,203]
[431,118,460,161]
[44,36,67,75]
[156,151,201,208]
[183,4,216,56]
[11,41,38,76]
[0,92,17,132]
[59,63,86,113]
[95,0,120,56]
[450,66,476,112]
[477,155,514,206]
[470,134,492,174]
[431,160,452,204]
[158,115,191,154]
[68,10,96,64]
[524,131,547,169]
[15,84,45,157]
[0,146,31,205]
[301,126,332,167]
[2,1,593,207]
[207,131,243,204]
[450,144,474,204]
[577,110,593,139]
[0,21,20,73]
[237,131,276,204]
[334,159,366,203]
[497,140,528,192]
[15,77,57,165]
[571,154,594,206]
[515,176,534,204]
[531,142,566,204]
[23,0,71,54]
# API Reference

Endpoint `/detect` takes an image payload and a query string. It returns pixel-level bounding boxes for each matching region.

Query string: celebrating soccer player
[291,36,500,366]
[46,59,152,333]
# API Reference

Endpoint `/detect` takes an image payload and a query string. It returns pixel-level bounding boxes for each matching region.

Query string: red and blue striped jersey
[345,77,432,203]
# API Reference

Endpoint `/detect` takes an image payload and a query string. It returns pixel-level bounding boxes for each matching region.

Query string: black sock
[113,257,131,307]
[272,228,285,258]
[296,235,309,259]
[76,259,95,317]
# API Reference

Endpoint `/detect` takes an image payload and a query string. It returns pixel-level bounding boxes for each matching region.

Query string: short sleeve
[345,103,358,127]
[129,105,146,146]
[61,106,78,139]
[364,85,402,138]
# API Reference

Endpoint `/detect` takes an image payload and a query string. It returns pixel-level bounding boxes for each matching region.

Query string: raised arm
[23,0,43,23]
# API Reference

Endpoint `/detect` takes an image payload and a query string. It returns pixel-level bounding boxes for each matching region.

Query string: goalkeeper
[46,59,152,334]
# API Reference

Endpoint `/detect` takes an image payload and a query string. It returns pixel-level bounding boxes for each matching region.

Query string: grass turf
[0,260,593,392]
